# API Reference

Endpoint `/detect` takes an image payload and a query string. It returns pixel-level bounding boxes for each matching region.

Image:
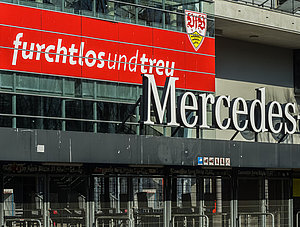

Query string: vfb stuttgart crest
[185,10,207,51]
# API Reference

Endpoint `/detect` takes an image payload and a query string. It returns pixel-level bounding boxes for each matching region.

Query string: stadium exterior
[0,0,299,226]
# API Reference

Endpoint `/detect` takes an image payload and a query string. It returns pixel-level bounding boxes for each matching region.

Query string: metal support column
[171,177,177,209]
[162,0,166,29]
[232,171,238,227]
[88,176,95,227]
[93,81,97,133]
[196,177,204,227]
[260,178,266,227]
[216,177,222,214]
[164,175,171,227]
[289,177,293,227]
[43,175,50,227]
[62,78,66,131]
[127,177,134,227]
[0,174,4,227]
[12,73,16,128]
[104,176,110,208]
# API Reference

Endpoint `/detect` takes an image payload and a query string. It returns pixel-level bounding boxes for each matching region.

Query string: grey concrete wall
[0,127,300,169]
[215,0,300,34]
[216,36,293,87]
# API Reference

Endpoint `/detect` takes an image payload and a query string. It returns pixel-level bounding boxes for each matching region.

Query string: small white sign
[37,144,45,153]
[203,157,208,165]
[209,157,214,165]
[3,189,13,194]
[215,157,220,166]
[220,158,225,166]
[226,158,231,166]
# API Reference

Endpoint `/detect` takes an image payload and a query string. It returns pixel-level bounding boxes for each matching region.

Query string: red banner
[0,3,215,92]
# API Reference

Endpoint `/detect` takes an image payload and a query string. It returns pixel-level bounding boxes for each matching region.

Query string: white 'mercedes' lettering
[267,101,283,134]
[231,97,248,131]
[179,92,198,128]
[249,87,267,133]
[142,74,179,126]
[198,93,215,129]
[140,75,300,135]
[284,103,297,134]
[214,95,231,130]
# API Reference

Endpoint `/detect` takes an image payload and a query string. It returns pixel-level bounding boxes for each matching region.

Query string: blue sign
[198,157,203,165]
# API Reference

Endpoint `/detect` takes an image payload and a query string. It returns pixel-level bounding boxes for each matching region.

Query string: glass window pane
[42,97,62,117]
[97,102,136,121]
[16,117,44,129]
[0,93,12,114]
[66,100,94,119]
[0,71,13,90]
[66,120,94,132]
[16,73,40,92]
[16,95,41,116]
[0,116,12,127]
[39,76,63,95]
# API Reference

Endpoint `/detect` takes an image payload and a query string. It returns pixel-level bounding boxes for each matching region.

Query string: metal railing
[96,214,133,227]
[5,218,42,227]
[296,211,300,227]
[172,214,209,227]
[225,0,300,15]
[238,212,275,227]
[134,213,163,226]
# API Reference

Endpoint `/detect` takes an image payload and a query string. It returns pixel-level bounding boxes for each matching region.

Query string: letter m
[141,74,179,126]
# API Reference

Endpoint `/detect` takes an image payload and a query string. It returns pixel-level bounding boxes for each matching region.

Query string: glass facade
[0,70,215,138]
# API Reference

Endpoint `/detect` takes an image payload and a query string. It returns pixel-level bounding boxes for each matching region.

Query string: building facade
[0,0,299,226]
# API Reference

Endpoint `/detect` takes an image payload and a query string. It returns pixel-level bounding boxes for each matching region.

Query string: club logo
[185,10,207,51]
